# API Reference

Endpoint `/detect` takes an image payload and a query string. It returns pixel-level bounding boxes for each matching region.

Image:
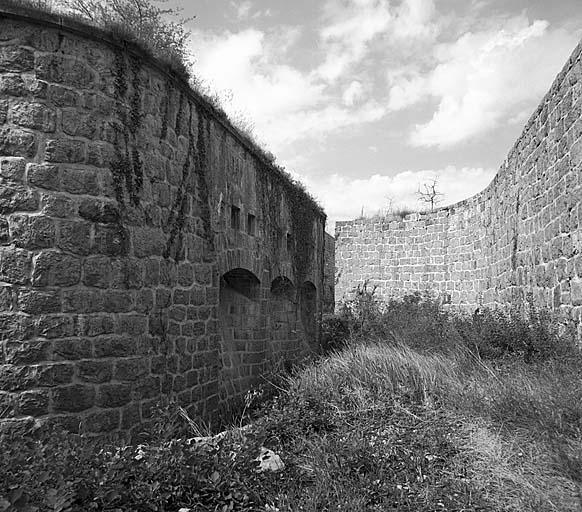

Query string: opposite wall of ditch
[335,38,582,342]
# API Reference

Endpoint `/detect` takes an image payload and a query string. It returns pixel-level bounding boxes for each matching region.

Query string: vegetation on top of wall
[1,0,325,220]
[2,0,192,79]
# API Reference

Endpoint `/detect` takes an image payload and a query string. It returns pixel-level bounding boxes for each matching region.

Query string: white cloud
[342,80,364,106]
[189,21,390,151]
[264,101,387,149]
[393,0,437,40]
[189,28,326,147]
[232,1,253,20]
[317,0,392,81]
[406,17,579,147]
[387,70,427,110]
[305,166,497,230]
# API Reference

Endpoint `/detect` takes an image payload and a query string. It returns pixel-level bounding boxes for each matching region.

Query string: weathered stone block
[27,163,60,190]
[86,142,114,168]
[1,157,26,182]
[572,278,582,306]
[18,389,49,416]
[172,375,186,393]
[11,102,56,132]
[45,139,86,164]
[35,363,75,388]
[52,337,92,360]
[0,284,13,310]
[133,375,161,400]
[0,247,31,285]
[83,409,120,434]
[93,224,129,257]
[37,314,77,339]
[96,383,131,408]
[0,46,34,72]
[35,54,95,89]
[133,228,165,258]
[32,250,81,287]
[77,360,113,384]
[78,198,119,224]
[81,314,115,337]
[4,339,51,365]
[62,109,98,138]
[159,260,177,286]
[0,313,36,343]
[40,193,76,218]
[10,214,55,250]
[116,315,148,336]
[93,335,136,358]
[82,256,111,288]
[120,402,141,430]
[134,289,154,314]
[191,286,206,306]
[0,184,38,215]
[52,384,95,413]
[47,84,80,107]
[111,258,143,289]
[0,74,26,96]
[17,289,61,314]
[62,289,103,313]
[114,357,149,382]
[178,262,194,287]
[103,290,133,313]
[57,219,91,255]
[173,289,189,305]
[143,258,160,286]
[168,306,186,322]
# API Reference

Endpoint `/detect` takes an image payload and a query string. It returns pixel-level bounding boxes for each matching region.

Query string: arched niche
[218,267,266,400]
[221,267,260,300]
[270,276,295,301]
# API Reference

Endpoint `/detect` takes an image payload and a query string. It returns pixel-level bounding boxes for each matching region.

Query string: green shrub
[329,288,575,362]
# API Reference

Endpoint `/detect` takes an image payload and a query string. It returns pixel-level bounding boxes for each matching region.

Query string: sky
[168,0,582,232]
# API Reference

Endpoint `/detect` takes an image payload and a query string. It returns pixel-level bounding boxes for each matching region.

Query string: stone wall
[323,232,335,313]
[336,39,582,341]
[0,8,326,436]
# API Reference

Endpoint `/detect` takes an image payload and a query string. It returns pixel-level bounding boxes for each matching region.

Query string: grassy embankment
[1,291,581,511]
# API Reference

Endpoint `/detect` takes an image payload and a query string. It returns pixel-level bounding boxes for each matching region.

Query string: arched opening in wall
[218,268,265,406]
[270,276,298,368]
[222,268,260,300]
[299,281,317,346]
[270,276,295,300]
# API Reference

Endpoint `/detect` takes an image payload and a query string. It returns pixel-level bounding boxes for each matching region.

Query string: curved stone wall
[336,39,582,340]
[0,9,325,436]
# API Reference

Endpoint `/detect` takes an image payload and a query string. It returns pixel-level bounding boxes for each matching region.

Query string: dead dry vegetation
[1,291,581,511]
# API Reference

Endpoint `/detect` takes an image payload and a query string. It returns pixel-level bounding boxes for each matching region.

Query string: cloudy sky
[170,0,582,231]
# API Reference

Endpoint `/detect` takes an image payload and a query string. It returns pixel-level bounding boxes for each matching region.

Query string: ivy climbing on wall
[164,100,214,261]
[110,50,145,207]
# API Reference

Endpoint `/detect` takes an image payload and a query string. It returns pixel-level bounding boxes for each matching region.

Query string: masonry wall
[336,39,582,340]
[0,9,325,437]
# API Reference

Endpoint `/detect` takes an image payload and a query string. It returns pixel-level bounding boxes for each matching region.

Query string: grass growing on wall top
[2,294,580,511]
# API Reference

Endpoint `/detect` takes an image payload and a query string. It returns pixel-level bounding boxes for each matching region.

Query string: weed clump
[324,284,575,362]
